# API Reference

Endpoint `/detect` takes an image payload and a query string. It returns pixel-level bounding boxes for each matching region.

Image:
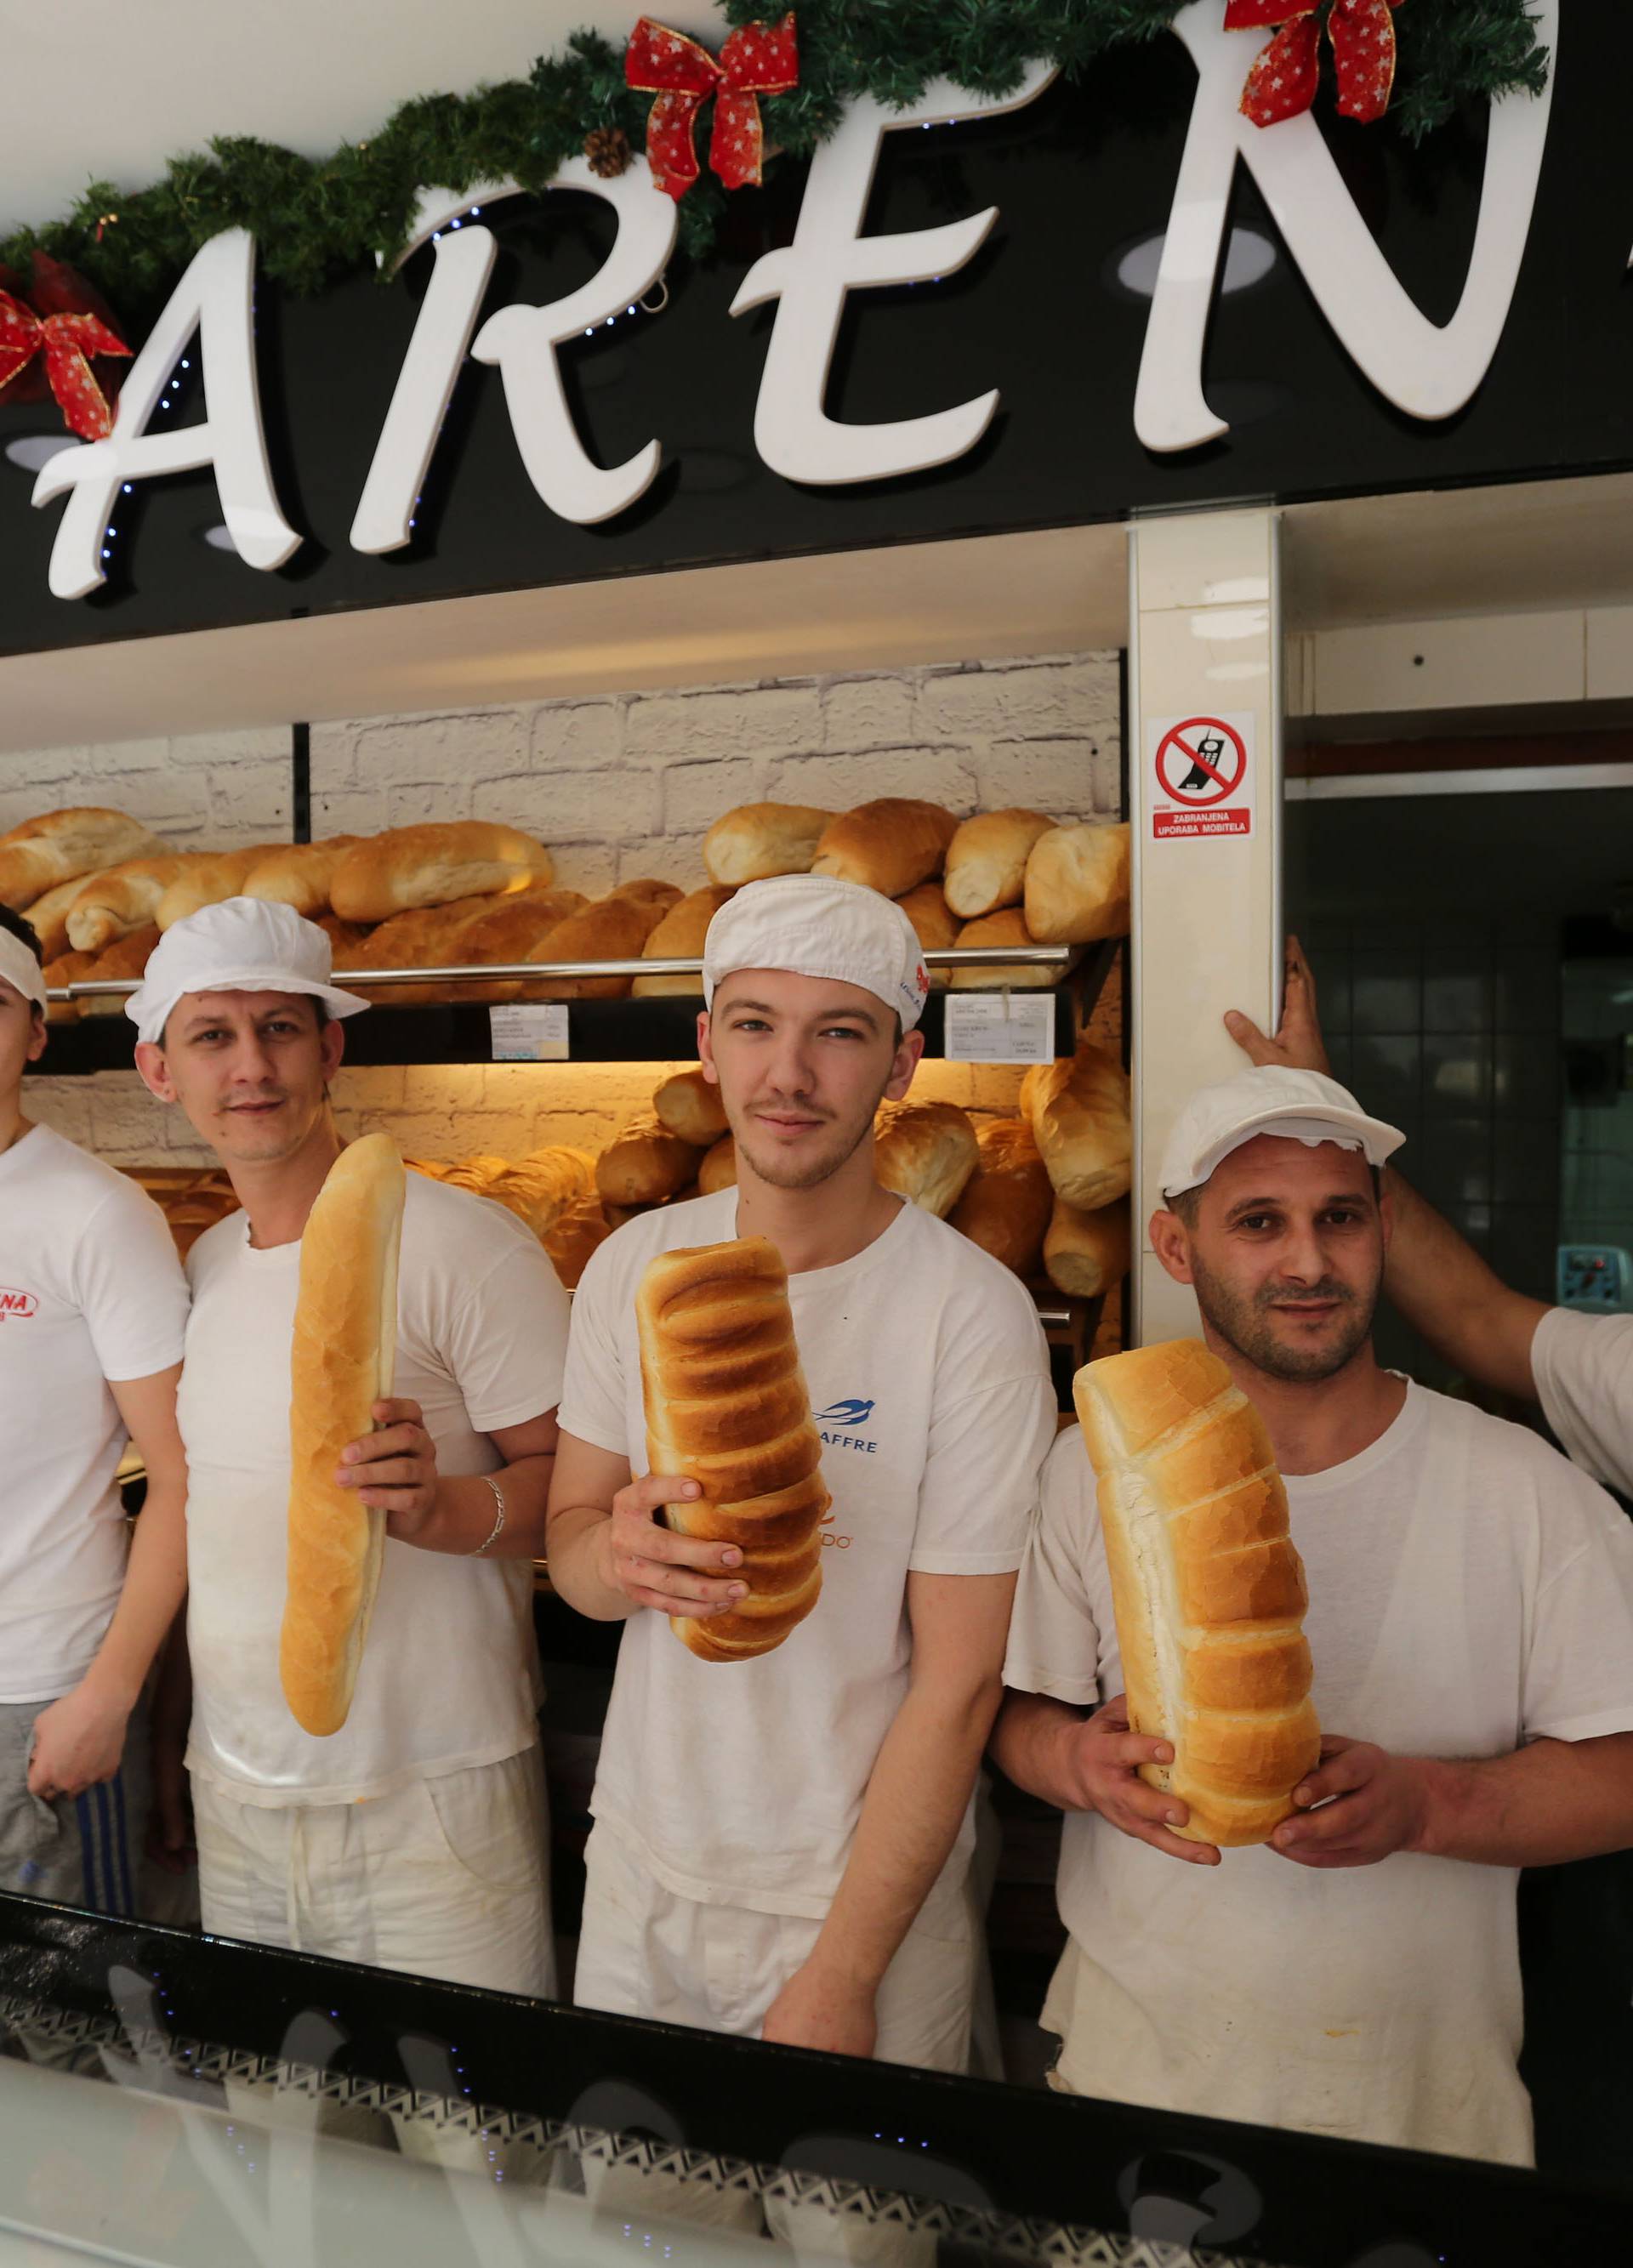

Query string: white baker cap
[126,896,372,1047]
[1160,1065,1405,1200]
[702,874,930,1032]
[0,925,47,1015]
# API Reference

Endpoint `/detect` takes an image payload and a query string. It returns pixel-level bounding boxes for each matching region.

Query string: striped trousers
[0,1696,147,1917]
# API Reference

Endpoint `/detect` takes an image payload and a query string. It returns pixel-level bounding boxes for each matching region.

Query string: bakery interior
[3,4,1633,2252]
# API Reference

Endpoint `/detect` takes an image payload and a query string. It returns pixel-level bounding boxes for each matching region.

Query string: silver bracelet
[470,1473,507,1556]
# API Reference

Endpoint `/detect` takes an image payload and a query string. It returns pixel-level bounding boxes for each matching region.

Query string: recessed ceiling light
[3,434,77,474]
[1110,226,1277,301]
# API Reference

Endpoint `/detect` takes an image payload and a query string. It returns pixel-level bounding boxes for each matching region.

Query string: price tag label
[489,1004,570,1061]
[941,992,1056,1065]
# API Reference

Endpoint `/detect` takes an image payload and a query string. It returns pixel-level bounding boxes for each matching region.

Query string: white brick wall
[15,650,1120,1165]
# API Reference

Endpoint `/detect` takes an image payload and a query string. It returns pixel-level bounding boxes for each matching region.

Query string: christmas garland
[0,2,1550,327]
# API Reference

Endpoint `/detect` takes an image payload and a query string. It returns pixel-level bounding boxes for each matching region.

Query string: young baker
[548,875,1056,2071]
[0,905,190,1916]
[129,898,567,1998]
[994,1065,1633,2165]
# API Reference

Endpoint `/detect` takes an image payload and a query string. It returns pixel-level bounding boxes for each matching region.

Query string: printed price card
[489,1004,570,1061]
[942,993,1056,1065]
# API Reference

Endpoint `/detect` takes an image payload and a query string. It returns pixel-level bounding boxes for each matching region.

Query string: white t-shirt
[1004,1383,1633,2167]
[1532,1304,1633,1497]
[178,1170,571,1805]
[0,1123,190,1705]
[559,1189,1056,1920]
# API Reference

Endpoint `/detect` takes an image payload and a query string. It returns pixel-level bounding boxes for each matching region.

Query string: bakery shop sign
[24,2,1557,606]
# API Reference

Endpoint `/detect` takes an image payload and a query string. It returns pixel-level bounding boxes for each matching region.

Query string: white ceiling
[3,2,731,234]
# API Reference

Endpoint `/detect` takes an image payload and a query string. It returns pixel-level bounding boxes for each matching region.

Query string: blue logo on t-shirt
[815,1398,874,1429]
[815,1396,878,1454]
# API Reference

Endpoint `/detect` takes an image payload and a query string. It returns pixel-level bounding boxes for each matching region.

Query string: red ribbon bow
[625,13,799,200]
[1226,0,1403,129]
[0,253,129,441]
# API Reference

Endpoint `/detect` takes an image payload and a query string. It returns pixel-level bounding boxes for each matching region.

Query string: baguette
[543,1193,613,1289]
[811,799,959,898]
[156,847,275,930]
[1074,1341,1319,1846]
[43,949,96,1022]
[943,809,1055,919]
[77,924,161,1016]
[873,1098,979,1218]
[639,1236,831,1663]
[486,1147,596,1237]
[438,884,588,1003]
[698,1133,737,1194]
[653,1066,729,1148]
[609,877,684,916]
[329,821,554,924]
[631,884,735,998]
[279,1134,407,1737]
[1024,822,1130,946]
[949,907,1068,989]
[1020,1041,1132,1211]
[1043,1195,1130,1299]
[893,881,959,989]
[596,1113,703,1207]
[0,809,163,908]
[19,873,95,960]
[947,1117,1053,1274]
[523,894,667,1000]
[704,803,833,887]
[66,855,198,953]
[242,837,361,918]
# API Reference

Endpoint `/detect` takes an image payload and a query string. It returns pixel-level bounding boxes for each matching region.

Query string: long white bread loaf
[1074,1340,1319,1847]
[280,1135,406,1737]
[639,1236,831,1663]
[0,809,163,908]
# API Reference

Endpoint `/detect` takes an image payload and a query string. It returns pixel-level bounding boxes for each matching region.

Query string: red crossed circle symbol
[1154,719,1247,806]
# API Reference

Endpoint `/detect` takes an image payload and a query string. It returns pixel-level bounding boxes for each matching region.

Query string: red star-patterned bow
[1226,0,1403,129]
[0,252,129,441]
[625,12,799,200]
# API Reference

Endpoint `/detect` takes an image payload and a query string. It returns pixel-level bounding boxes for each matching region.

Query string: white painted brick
[662,757,761,834]
[87,737,170,777]
[822,676,918,752]
[208,762,294,838]
[402,1064,486,1116]
[310,787,384,836]
[87,1079,189,1161]
[367,1107,458,1158]
[384,778,473,824]
[498,766,659,844]
[167,725,290,772]
[23,1078,94,1145]
[918,659,1116,743]
[309,719,356,793]
[530,701,622,771]
[333,1066,407,1111]
[624,685,821,764]
[975,739,1101,817]
[354,709,527,789]
[764,747,979,813]
[616,833,708,887]
[548,844,621,896]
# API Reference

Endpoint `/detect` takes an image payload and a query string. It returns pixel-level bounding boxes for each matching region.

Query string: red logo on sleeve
[0,1288,39,1320]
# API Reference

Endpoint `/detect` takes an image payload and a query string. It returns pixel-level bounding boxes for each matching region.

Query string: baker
[1230,936,1633,1498]
[128,898,566,1999]
[993,1064,1633,2165]
[0,904,189,1916]
[547,873,1056,2071]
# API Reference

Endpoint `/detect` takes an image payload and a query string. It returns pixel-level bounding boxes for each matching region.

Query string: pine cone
[584,127,630,180]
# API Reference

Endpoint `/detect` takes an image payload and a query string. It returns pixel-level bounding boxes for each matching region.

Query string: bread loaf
[19,873,95,960]
[811,799,959,898]
[329,822,553,924]
[596,1114,703,1207]
[523,894,666,1000]
[1024,822,1130,946]
[543,1194,613,1289]
[280,1134,407,1737]
[698,1133,737,1194]
[439,884,587,1003]
[653,1066,729,1148]
[609,877,684,916]
[43,949,96,1022]
[156,848,274,930]
[77,924,161,1016]
[316,912,370,959]
[1043,1195,1130,1299]
[873,1098,979,1218]
[893,881,958,988]
[242,837,361,917]
[1021,1041,1132,1210]
[947,1117,1053,1274]
[486,1148,595,1237]
[1074,1341,1319,1846]
[943,809,1055,919]
[949,907,1066,988]
[346,898,487,1005]
[66,855,196,952]
[631,884,735,998]
[704,803,833,887]
[0,809,163,909]
[639,1236,831,1663]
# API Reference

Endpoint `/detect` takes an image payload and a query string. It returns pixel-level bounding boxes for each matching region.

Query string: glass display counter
[1,1891,1624,2268]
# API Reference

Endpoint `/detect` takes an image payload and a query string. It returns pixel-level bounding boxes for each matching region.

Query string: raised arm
[544,1428,749,1623]
[1227,935,1546,1404]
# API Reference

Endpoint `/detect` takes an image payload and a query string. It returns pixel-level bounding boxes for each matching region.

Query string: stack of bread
[12,799,1128,1017]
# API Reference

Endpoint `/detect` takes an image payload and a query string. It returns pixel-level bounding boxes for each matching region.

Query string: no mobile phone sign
[1148,713,1255,840]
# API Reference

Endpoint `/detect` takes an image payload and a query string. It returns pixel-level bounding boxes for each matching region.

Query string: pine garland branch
[0,2,1551,326]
